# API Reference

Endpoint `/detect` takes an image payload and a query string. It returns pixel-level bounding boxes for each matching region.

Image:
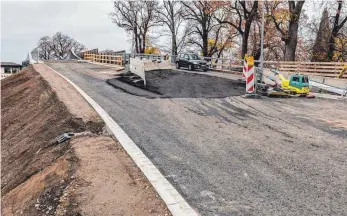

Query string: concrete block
[129,58,146,85]
[308,75,325,83]
[324,78,347,89]
[143,60,172,71]
[261,68,280,85]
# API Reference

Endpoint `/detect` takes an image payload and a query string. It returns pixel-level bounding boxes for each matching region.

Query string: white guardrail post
[129,58,146,85]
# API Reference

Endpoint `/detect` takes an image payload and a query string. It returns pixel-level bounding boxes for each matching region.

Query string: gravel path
[144,70,245,98]
[45,61,347,216]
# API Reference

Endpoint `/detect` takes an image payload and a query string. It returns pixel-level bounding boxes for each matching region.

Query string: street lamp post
[259,0,265,83]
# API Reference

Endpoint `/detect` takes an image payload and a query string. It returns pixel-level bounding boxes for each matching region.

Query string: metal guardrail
[133,53,168,61]
[168,55,243,72]
[310,80,347,96]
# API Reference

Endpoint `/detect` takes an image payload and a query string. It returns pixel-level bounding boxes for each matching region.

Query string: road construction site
[37,60,347,216]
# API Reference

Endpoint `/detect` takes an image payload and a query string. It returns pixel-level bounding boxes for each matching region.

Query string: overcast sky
[1,1,130,64]
[0,1,328,64]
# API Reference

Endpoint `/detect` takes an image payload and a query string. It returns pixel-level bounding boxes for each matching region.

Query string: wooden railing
[84,53,123,66]
[81,49,98,59]
[265,61,347,79]
[204,58,347,79]
[83,51,346,78]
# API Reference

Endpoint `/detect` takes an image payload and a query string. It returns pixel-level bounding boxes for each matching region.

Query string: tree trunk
[170,2,177,56]
[214,48,225,64]
[134,27,138,53]
[311,8,331,62]
[282,1,305,61]
[142,34,146,53]
[327,28,338,61]
[241,21,252,59]
[172,33,177,56]
[284,21,299,61]
[137,36,142,53]
[202,28,208,57]
[327,1,343,61]
[239,1,258,59]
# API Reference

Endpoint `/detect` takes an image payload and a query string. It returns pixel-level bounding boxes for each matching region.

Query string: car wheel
[203,69,208,72]
[176,62,180,69]
[188,64,194,71]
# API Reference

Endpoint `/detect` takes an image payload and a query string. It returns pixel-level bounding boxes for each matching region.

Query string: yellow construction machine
[337,65,347,78]
[271,67,310,95]
[257,66,312,97]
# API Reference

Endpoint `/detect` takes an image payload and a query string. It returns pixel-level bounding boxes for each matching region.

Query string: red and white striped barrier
[244,55,255,94]
[246,63,255,93]
[242,57,247,79]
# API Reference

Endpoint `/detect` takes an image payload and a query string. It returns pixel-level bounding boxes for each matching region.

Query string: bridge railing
[264,61,347,79]
[82,51,347,79]
[84,53,123,66]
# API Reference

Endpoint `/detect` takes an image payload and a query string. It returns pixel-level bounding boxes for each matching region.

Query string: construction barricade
[243,55,255,94]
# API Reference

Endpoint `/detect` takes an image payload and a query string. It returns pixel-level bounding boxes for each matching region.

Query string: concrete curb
[42,63,199,216]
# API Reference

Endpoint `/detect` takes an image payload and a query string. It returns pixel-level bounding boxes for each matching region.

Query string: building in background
[1,62,23,79]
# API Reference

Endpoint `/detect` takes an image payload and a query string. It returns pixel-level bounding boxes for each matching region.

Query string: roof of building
[1,62,23,67]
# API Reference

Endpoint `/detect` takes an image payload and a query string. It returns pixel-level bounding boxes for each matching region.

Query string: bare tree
[311,8,331,61]
[156,1,186,56]
[111,1,159,54]
[51,32,85,59]
[267,1,305,61]
[214,1,258,59]
[181,1,227,57]
[327,0,347,61]
[36,32,84,60]
[37,36,53,60]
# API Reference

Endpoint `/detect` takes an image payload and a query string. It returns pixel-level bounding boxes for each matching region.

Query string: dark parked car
[175,53,208,71]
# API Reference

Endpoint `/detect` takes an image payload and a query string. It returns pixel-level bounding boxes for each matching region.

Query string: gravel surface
[107,78,163,98]
[45,61,347,216]
[116,69,245,98]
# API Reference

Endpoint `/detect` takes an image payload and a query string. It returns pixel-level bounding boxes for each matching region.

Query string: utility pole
[259,0,265,83]
[132,22,135,56]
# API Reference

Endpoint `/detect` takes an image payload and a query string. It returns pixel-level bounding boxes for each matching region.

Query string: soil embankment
[1,65,170,216]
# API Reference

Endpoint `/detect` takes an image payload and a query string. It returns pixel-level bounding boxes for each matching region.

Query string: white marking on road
[43,63,199,216]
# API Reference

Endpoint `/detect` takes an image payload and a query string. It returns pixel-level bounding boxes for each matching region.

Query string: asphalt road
[45,61,347,216]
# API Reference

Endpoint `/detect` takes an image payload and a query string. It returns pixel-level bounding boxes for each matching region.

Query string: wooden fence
[206,58,347,79]
[81,49,98,59]
[84,53,123,66]
[82,51,346,78]
[265,61,347,79]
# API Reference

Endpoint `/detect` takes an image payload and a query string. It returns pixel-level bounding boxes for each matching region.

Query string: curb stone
[42,63,199,216]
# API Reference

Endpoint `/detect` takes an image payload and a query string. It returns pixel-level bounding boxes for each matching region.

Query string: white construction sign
[129,58,146,85]
[129,58,172,86]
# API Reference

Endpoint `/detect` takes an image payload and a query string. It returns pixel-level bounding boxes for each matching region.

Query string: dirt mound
[1,66,102,215]
[2,64,171,216]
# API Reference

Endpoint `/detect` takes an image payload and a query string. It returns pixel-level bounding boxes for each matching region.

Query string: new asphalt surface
[45,61,347,216]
